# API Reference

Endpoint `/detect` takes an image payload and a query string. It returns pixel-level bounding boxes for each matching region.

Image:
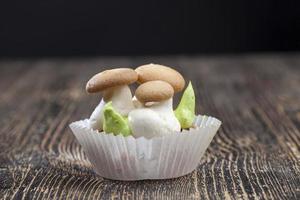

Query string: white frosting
[89,98,105,130]
[89,87,181,138]
[89,85,134,130]
[128,98,180,138]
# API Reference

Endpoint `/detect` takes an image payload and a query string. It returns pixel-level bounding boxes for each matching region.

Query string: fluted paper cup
[69,115,221,180]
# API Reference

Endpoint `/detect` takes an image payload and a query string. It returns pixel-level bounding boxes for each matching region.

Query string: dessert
[129,80,180,138]
[86,68,137,131]
[69,63,221,180]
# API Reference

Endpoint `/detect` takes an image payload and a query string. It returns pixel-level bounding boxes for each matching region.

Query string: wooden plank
[0,54,299,199]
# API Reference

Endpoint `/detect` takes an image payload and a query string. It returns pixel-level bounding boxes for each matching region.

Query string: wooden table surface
[0,54,299,200]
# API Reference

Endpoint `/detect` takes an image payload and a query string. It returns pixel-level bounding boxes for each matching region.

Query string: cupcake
[70,64,221,180]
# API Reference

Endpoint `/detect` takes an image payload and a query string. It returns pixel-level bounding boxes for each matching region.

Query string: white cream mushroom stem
[128,64,186,138]
[86,68,138,131]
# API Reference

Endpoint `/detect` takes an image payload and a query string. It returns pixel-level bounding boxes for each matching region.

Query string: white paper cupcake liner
[69,115,221,180]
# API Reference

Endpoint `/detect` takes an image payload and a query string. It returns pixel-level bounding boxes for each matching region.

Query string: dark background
[0,0,299,57]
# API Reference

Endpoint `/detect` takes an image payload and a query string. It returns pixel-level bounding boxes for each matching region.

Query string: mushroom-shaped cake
[86,68,137,131]
[135,63,185,92]
[132,63,186,109]
[128,81,181,138]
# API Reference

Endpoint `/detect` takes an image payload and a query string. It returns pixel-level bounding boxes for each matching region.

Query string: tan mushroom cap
[135,64,185,92]
[135,80,174,103]
[86,68,138,93]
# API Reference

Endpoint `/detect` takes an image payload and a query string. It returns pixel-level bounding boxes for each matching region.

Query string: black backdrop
[0,0,299,57]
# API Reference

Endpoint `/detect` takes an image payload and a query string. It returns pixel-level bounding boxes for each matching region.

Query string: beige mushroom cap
[86,68,138,93]
[135,64,185,92]
[135,80,174,103]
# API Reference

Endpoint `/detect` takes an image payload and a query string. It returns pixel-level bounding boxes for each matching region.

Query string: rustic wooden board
[0,54,299,199]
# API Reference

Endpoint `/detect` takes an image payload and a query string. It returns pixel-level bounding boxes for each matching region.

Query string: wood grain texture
[0,54,299,200]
